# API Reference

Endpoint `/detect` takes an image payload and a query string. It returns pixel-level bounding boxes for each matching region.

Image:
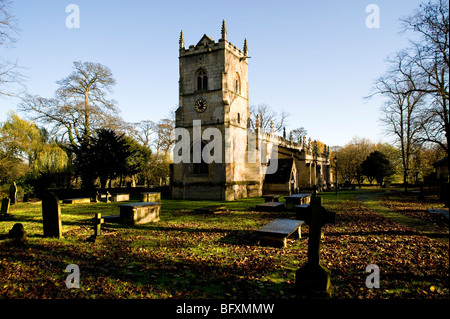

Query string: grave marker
[87,213,105,243]
[42,191,62,238]
[295,195,336,297]
[9,182,17,204]
[1,197,10,216]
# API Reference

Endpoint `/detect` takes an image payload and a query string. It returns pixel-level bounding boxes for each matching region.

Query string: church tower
[172,21,258,200]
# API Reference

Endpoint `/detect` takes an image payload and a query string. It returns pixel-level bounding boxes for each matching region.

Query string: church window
[235,72,241,94]
[197,69,208,90]
[237,113,241,124]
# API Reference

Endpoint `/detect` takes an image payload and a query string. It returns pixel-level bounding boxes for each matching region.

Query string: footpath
[357,191,449,239]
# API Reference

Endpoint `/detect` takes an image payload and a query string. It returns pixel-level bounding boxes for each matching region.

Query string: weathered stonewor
[295,195,335,298]
[119,202,161,225]
[42,191,62,238]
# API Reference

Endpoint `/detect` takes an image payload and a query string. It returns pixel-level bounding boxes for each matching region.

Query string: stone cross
[42,191,62,238]
[9,182,17,205]
[93,213,104,236]
[88,213,105,243]
[295,195,336,297]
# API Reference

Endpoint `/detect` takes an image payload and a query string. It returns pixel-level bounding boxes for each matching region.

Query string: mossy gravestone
[42,192,62,238]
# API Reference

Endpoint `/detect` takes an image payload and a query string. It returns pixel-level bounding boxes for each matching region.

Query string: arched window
[197,69,208,91]
[192,142,209,175]
[235,72,241,94]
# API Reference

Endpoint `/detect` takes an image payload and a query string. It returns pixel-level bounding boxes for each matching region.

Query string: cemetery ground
[0,187,448,300]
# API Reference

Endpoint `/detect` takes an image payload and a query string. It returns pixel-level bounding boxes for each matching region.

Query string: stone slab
[63,198,91,204]
[257,218,304,248]
[427,208,449,219]
[261,194,281,202]
[256,202,285,212]
[285,193,311,210]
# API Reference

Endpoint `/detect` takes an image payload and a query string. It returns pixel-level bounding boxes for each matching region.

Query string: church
[170,21,333,201]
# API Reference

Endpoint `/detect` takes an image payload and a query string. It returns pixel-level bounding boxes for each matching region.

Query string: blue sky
[0,0,425,146]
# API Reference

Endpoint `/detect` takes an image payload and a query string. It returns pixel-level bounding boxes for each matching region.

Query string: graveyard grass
[0,187,448,299]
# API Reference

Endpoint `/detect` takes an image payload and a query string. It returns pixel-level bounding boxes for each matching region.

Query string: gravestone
[385,181,391,194]
[0,223,27,245]
[8,223,27,242]
[9,182,17,205]
[87,213,105,243]
[1,197,10,216]
[295,195,336,298]
[42,191,62,238]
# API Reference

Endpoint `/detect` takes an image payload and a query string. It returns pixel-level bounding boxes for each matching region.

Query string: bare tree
[19,61,122,150]
[249,104,288,133]
[0,0,22,97]
[372,52,425,189]
[401,0,449,172]
[291,127,308,143]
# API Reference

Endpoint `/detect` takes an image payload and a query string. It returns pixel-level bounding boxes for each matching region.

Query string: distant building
[171,22,333,200]
[433,157,449,181]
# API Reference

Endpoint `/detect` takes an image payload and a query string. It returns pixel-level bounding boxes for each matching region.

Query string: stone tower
[171,21,260,200]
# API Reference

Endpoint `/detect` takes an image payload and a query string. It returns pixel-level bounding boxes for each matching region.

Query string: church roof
[264,158,295,184]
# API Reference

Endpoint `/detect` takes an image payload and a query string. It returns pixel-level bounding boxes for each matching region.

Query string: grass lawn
[0,187,448,300]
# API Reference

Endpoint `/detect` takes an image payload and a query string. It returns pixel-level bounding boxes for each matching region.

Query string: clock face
[195,99,207,113]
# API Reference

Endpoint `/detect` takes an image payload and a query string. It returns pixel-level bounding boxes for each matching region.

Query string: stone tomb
[285,193,311,210]
[256,218,304,248]
[111,193,130,202]
[119,202,161,225]
[140,192,161,202]
[63,198,91,204]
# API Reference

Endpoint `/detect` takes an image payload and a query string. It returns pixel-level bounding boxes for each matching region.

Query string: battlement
[179,21,248,59]
[180,38,246,58]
